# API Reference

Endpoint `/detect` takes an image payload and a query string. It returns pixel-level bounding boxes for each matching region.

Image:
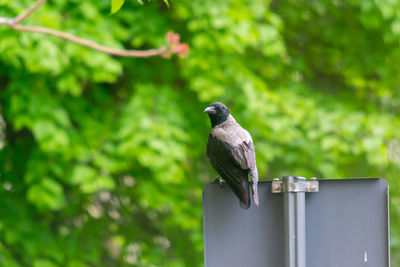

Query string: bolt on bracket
[271,177,319,193]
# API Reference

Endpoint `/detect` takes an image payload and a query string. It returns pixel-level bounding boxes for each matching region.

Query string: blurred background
[1,0,400,266]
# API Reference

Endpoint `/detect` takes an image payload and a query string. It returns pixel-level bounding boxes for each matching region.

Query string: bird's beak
[204,106,217,114]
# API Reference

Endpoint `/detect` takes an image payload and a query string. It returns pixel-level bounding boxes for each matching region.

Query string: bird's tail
[224,174,252,209]
[250,168,259,206]
[239,179,251,209]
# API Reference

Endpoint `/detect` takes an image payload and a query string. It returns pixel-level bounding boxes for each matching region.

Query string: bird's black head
[204,102,230,127]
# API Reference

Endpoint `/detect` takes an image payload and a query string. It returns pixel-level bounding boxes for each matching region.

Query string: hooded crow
[204,102,259,209]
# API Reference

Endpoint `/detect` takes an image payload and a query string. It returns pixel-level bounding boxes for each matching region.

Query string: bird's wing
[207,134,246,184]
[230,140,256,171]
[207,134,251,208]
[230,134,259,206]
[210,123,256,170]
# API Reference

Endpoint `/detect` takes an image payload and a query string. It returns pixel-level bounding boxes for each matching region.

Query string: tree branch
[13,0,46,24]
[0,0,188,58]
[11,24,170,57]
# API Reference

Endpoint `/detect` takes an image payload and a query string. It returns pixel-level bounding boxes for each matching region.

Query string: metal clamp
[272,177,319,193]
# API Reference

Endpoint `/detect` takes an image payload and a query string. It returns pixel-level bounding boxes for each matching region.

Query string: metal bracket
[272,177,319,193]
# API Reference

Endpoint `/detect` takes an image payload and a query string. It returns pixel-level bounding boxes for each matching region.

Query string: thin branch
[0,0,188,58]
[0,17,12,25]
[12,0,46,24]
[11,24,170,57]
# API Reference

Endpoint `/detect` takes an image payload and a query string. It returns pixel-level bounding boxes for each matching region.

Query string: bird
[204,102,259,209]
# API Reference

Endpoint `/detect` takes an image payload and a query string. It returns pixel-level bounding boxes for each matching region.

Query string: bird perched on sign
[204,102,259,209]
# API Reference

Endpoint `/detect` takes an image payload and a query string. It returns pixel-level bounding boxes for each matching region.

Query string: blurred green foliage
[1,0,400,266]
[111,0,169,14]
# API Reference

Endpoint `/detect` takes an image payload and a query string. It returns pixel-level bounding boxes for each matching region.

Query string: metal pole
[283,176,306,267]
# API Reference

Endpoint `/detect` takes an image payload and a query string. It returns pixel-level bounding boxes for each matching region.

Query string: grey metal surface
[282,176,306,267]
[203,178,389,267]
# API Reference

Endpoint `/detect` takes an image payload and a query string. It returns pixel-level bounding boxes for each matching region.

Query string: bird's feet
[213,176,223,188]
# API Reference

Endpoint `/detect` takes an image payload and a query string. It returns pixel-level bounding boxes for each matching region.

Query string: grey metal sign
[203,178,389,267]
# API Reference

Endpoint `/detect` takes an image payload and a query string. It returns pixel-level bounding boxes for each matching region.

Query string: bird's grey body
[210,115,252,146]
[205,103,259,209]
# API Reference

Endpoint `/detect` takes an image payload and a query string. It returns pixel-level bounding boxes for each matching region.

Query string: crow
[204,102,259,209]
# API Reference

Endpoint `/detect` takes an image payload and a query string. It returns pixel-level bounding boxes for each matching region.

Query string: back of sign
[203,178,389,267]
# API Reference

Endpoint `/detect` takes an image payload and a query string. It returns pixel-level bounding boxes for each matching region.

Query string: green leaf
[27,178,65,211]
[68,260,90,267]
[71,165,115,194]
[110,0,125,14]
[33,260,57,267]
[162,0,169,7]
[70,165,97,185]
[80,175,115,194]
